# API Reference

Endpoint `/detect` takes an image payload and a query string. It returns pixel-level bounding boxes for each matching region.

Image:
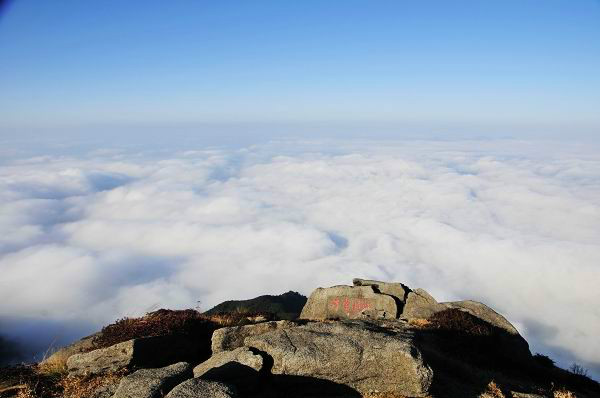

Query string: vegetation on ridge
[204,291,307,320]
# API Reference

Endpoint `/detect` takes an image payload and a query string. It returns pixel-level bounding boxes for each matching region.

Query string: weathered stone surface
[401,288,446,320]
[211,320,296,354]
[67,339,134,376]
[245,320,433,397]
[193,347,263,378]
[510,392,546,398]
[165,378,238,398]
[88,381,120,398]
[300,285,398,320]
[352,278,408,302]
[112,362,192,398]
[40,332,101,370]
[443,300,520,335]
[66,335,200,376]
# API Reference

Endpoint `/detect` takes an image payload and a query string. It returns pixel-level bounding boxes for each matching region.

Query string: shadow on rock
[414,309,534,398]
[258,374,362,398]
[200,361,361,398]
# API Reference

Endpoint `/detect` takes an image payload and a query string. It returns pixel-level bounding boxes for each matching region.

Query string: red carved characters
[328,296,372,317]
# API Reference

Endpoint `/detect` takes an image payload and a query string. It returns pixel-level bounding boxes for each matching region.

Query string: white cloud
[0,139,599,376]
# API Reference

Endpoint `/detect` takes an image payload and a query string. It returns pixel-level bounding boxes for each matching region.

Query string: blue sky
[1,0,599,139]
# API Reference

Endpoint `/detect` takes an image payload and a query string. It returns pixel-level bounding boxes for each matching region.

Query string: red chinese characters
[328,296,372,316]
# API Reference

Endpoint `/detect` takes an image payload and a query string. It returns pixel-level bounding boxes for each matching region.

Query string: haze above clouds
[0,139,599,377]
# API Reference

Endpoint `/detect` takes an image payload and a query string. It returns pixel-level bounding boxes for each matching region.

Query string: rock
[67,339,134,376]
[443,300,520,335]
[510,392,547,398]
[352,278,409,302]
[300,285,398,320]
[211,320,296,354]
[245,320,433,397]
[402,288,446,320]
[40,332,100,371]
[193,347,264,378]
[66,335,200,376]
[88,381,120,398]
[112,362,192,398]
[165,378,238,398]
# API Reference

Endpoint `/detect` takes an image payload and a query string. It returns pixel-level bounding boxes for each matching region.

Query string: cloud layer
[1,139,599,377]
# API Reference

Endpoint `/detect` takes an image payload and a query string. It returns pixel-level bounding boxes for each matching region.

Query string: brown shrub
[427,309,496,336]
[59,371,124,398]
[478,381,505,398]
[553,389,576,398]
[1,365,62,398]
[91,308,277,351]
[91,309,216,350]
[408,318,432,328]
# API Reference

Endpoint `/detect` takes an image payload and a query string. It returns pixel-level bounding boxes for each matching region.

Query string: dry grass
[553,389,576,398]
[0,365,63,398]
[478,381,505,398]
[37,358,68,377]
[91,308,274,351]
[91,309,213,350]
[1,308,277,398]
[59,371,124,398]
[408,318,432,328]
[427,309,497,336]
[0,365,125,398]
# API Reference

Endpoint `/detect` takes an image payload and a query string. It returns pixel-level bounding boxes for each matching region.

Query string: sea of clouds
[1,138,599,377]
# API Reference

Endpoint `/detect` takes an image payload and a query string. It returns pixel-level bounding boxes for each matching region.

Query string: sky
[1,0,600,382]
[0,0,599,140]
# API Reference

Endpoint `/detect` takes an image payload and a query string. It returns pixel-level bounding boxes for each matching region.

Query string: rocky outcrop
[66,335,200,376]
[302,280,525,341]
[353,278,409,303]
[402,288,446,320]
[443,300,520,335]
[299,285,398,320]
[112,362,192,398]
[40,332,101,370]
[164,378,238,398]
[245,320,433,397]
[211,320,296,354]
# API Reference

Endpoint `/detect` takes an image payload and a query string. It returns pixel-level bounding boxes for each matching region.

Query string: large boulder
[300,285,398,320]
[401,288,446,320]
[66,335,200,376]
[211,320,296,354]
[245,320,433,397]
[165,378,238,398]
[112,362,192,398]
[443,300,520,335]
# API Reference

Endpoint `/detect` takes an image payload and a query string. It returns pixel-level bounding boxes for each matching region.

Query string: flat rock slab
[112,362,192,398]
[66,334,200,376]
[165,378,238,398]
[245,320,433,397]
[300,285,398,320]
[211,320,296,354]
